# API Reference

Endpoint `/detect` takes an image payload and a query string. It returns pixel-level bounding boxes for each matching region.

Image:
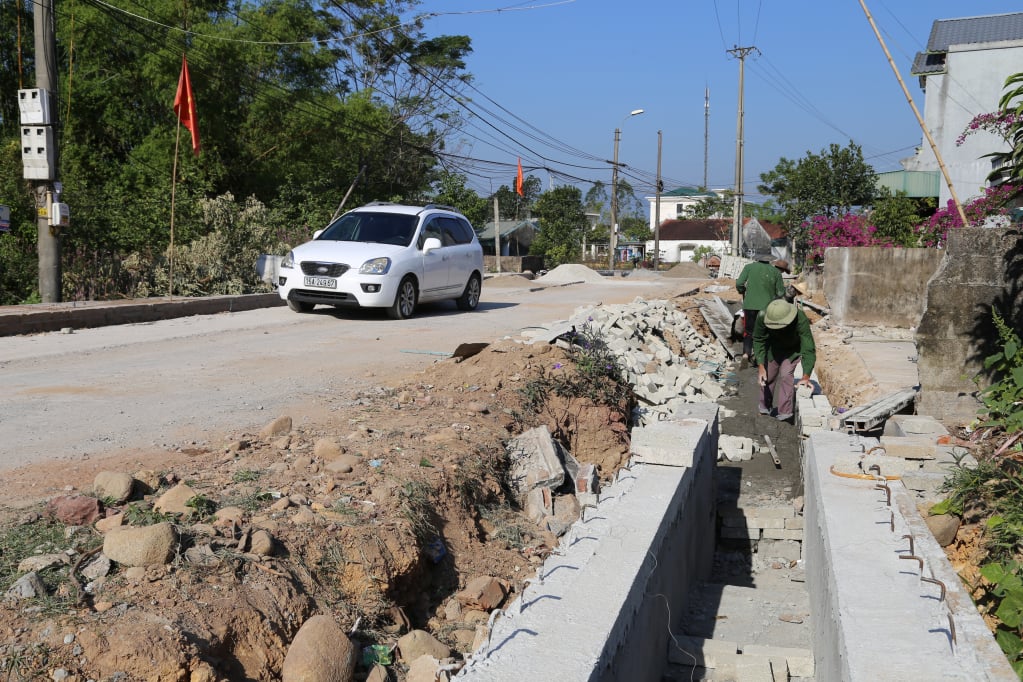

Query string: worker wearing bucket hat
[752,299,816,421]
[735,252,785,362]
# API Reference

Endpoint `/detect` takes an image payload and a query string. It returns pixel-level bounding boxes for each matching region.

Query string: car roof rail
[363,201,397,207]
[421,203,460,213]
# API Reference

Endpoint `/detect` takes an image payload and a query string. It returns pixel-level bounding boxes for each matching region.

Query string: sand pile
[663,262,712,278]
[534,264,608,284]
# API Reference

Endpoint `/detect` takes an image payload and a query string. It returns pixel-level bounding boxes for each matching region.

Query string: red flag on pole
[174,55,201,156]
[516,158,524,196]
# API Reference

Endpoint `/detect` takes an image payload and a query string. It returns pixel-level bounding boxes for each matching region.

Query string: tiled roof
[659,187,717,198]
[912,12,1023,76]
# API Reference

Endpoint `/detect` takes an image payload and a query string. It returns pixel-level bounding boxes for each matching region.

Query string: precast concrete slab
[804,431,1015,681]
[456,404,719,682]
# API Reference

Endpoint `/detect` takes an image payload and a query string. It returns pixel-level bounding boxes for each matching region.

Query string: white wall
[645,238,729,263]
[903,41,1023,205]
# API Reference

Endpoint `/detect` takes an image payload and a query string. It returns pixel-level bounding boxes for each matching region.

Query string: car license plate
[304,276,336,288]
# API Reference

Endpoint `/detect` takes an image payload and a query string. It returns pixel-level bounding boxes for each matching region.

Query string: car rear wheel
[388,277,417,320]
[287,299,314,313]
[456,274,481,311]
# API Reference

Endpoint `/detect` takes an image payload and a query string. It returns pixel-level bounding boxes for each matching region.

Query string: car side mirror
[422,237,442,253]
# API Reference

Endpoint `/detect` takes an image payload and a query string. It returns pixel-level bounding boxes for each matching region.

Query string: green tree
[758,141,877,247]
[490,175,540,221]
[869,188,927,246]
[689,190,734,219]
[430,171,489,228]
[530,185,586,268]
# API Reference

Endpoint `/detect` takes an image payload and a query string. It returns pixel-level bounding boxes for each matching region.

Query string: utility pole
[34,0,61,302]
[728,46,757,258]
[493,196,501,273]
[654,130,662,272]
[703,87,710,190]
[609,127,621,271]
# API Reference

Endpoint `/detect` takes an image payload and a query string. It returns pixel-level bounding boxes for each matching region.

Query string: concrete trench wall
[803,430,1016,681]
[456,403,719,681]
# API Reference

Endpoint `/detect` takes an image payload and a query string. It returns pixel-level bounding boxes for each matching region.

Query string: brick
[736,655,775,682]
[762,528,803,541]
[757,539,801,561]
[722,526,760,540]
[811,394,832,409]
[746,517,786,530]
[879,435,938,459]
[668,635,738,667]
[784,516,804,530]
[743,506,793,519]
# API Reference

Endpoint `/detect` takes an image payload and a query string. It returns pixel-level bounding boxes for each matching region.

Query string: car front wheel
[287,299,314,313]
[456,274,481,311]
[388,277,417,320]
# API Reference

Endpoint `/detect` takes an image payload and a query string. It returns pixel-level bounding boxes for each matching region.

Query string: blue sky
[422,0,1022,203]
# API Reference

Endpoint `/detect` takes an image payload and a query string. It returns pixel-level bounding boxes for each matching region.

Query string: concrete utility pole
[654,130,662,272]
[609,109,644,271]
[728,46,758,258]
[35,0,61,302]
[493,197,501,273]
[703,87,710,190]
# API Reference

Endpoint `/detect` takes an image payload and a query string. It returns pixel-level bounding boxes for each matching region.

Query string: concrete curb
[0,293,284,337]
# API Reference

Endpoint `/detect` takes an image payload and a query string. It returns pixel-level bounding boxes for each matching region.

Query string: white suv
[277,203,484,319]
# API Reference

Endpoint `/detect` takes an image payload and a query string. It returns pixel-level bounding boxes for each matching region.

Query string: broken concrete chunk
[506,426,565,500]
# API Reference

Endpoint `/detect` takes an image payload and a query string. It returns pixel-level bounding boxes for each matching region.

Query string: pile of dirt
[0,337,633,681]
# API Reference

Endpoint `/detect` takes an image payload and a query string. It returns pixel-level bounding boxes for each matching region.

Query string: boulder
[46,495,102,526]
[103,523,177,567]
[281,614,356,682]
[397,629,451,662]
[93,471,136,504]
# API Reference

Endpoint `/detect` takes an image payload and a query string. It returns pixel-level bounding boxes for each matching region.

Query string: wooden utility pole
[857,0,969,227]
[35,0,61,302]
[728,46,757,258]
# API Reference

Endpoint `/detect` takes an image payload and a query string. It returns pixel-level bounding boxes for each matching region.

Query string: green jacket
[735,261,785,311]
[752,308,816,377]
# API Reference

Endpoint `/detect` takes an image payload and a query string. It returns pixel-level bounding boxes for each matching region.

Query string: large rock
[6,572,47,600]
[103,523,177,567]
[93,471,136,504]
[926,514,961,547]
[46,494,102,526]
[260,415,293,438]
[454,576,507,612]
[397,630,450,663]
[154,482,199,517]
[281,614,356,682]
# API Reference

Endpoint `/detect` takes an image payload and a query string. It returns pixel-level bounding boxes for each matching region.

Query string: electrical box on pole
[21,126,56,180]
[18,88,52,125]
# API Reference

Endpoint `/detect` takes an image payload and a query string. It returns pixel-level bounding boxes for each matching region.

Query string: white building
[901,12,1023,205]
[644,187,727,233]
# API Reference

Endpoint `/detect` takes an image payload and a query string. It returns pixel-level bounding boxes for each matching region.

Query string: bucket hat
[764,299,797,329]
[771,259,790,273]
[754,251,774,263]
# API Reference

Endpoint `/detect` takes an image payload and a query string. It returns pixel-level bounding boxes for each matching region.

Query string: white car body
[277,203,484,319]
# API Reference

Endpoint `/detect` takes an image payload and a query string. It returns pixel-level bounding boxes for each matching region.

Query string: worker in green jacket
[735,252,785,361]
[753,299,816,422]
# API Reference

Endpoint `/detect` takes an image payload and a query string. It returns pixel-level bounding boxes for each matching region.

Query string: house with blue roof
[898,11,1023,205]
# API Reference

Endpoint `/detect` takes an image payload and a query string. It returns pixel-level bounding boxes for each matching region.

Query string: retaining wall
[822,247,943,328]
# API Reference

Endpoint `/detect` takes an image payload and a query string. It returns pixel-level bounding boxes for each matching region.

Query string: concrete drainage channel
[453,296,1015,682]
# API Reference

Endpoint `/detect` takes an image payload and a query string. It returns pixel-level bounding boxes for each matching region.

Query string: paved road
[0,276,700,472]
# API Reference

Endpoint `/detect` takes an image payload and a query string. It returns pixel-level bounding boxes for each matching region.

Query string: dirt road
[0,275,703,474]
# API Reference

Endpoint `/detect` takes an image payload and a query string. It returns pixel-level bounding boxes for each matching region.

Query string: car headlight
[359,257,391,275]
[281,251,295,269]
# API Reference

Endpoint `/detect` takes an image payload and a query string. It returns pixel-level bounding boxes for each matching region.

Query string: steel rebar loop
[921,576,947,603]
[899,554,924,573]
[889,511,895,533]
[901,534,915,556]
[874,483,892,507]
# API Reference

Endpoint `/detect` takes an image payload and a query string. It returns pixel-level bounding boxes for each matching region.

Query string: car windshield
[318,212,418,247]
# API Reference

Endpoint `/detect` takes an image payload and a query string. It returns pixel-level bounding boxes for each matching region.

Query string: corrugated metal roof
[912,12,1023,76]
[875,170,941,198]
[659,186,717,198]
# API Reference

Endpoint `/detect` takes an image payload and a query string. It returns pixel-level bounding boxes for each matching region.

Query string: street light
[609,108,644,271]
